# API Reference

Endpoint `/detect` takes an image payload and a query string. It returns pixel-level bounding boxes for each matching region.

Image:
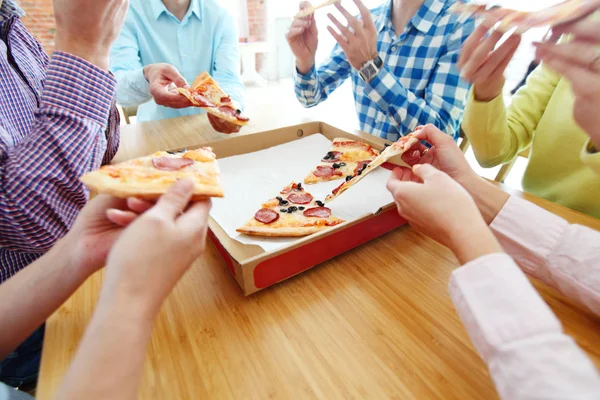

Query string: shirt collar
[375,0,446,35]
[0,0,24,19]
[151,0,202,21]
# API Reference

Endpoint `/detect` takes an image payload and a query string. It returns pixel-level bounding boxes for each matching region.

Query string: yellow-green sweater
[462,62,600,219]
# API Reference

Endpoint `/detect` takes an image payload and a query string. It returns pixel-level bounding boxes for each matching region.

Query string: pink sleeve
[449,253,600,400]
[491,196,600,316]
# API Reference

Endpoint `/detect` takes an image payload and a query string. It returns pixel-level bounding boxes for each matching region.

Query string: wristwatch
[359,56,383,83]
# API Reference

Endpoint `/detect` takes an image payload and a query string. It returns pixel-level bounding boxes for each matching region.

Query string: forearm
[294,50,350,108]
[0,239,88,360]
[0,52,115,251]
[58,290,155,400]
[450,254,600,399]
[114,68,152,108]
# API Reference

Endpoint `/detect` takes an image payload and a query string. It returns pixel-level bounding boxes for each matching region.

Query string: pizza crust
[236,225,334,237]
[295,0,341,18]
[80,150,224,200]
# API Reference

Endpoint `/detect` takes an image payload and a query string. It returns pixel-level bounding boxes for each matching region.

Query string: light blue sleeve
[109,14,152,108]
[212,12,246,110]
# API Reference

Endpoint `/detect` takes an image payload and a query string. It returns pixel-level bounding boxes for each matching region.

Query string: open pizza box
[186,122,407,295]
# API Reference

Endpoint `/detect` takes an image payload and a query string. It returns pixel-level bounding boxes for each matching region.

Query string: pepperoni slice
[192,93,216,108]
[220,96,232,103]
[313,165,342,178]
[218,106,250,122]
[152,157,194,171]
[303,207,332,218]
[280,187,292,194]
[254,208,279,224]
[288,192,313,204]
[354,160,371,175]
[322,151,342,162]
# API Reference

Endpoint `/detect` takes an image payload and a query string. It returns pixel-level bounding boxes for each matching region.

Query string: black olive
[383,143,391,149]
[289,206,298,212]
[346,176,353,182]
[316,200,324,207]
[358,170,363,176]
[167,148,187,155]
[276,196,283,201]
[296,183,303,191]
[299,206,305,211]
[235,109,242,115]
[287,209,294,214]
[338,162,346,167]
[280,209,288,213]
[279,200,289,206]
[332,163,341,169]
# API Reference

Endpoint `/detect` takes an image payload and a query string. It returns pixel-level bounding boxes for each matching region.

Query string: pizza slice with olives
[177,72,250,127]
[237,182,345,237]
[80,148,224,200]
[304,138,380,184]
[325,133,420,203]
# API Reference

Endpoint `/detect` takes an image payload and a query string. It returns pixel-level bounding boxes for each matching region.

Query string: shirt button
[391,45,398,51]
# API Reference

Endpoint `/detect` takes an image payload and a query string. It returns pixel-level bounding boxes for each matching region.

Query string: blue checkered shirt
[295,0,475,141]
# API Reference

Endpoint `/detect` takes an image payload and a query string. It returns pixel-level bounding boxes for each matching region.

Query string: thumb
[153,179,195,219]
[162,65,189,88]
[411,164,440,182]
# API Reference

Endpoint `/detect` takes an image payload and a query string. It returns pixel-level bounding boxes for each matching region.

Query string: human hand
[208,113,242,134]
[327,0,378,71]
[386,164,503,264]
[64,195,153,278]
[459,14,522,102]
[53,0,129,71]
[144,63,192,109]
[401,124,477,185]
[286,1,319,74]
[102,179,212,316]
[534,16,600,149]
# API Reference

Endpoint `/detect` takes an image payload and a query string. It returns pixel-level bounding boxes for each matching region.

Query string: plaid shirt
[295,0,475,141]
[0,6,120,283]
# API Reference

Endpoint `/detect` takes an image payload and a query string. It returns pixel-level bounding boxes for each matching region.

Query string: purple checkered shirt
[0,11,120,283]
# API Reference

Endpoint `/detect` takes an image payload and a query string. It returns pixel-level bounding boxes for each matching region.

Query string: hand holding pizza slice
[177,72,250,133]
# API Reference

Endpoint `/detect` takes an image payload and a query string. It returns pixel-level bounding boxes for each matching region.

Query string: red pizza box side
[209,207,406,296]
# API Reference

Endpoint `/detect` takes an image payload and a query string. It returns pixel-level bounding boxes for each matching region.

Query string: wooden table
[37,113,600,400]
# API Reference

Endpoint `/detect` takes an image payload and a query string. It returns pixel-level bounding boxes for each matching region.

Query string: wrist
[54,39,110,71]
[296,59,315,75]
[460,175,510,225]
[98,281,159,323]
[473,80,504,103]
[449,224,504,265]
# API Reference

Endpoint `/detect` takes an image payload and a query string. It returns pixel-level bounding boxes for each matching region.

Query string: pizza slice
[295,0,341,19]
[80,148,224,200]
[304,138,380,184]
[237,182,345,237]
[325,133,420,203]
[177,72,249,126]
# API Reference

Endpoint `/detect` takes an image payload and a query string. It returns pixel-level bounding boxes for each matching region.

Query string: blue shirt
[110,0,245,122]
[295,0,475,141]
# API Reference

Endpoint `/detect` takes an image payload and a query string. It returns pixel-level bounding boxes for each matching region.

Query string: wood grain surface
[36,114,600,400]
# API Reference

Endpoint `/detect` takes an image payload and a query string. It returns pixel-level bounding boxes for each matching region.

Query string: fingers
[287,18,311,39]
[328,13,352,39]
[106,209,139,227]
[327,26,349,49]
[460,22,494,68]
[471,34,521,85]
[401,143,428,166]
[552,8,600,40]
[411,164,442,182]
[177,200,212,241]
[153,179,195,219]
[127,198,154,214]
[460,30,504,81]
[334,3,362,32]
[353,0,374,27]
[207,113,241,134]
[151,88,192,109]
[299,1,313,11]
[534,40,598,70]
[161,65,188,88]
[413,124,453,147]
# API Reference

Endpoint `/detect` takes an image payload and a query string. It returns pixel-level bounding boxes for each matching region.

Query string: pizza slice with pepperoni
[80,148,224,200]
[304,138,380,184]
[177,72,250,127]
[237,182,345,237]
[325,133,420,203]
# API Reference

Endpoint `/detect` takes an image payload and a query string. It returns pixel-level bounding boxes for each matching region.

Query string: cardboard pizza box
[185,122,407,295]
